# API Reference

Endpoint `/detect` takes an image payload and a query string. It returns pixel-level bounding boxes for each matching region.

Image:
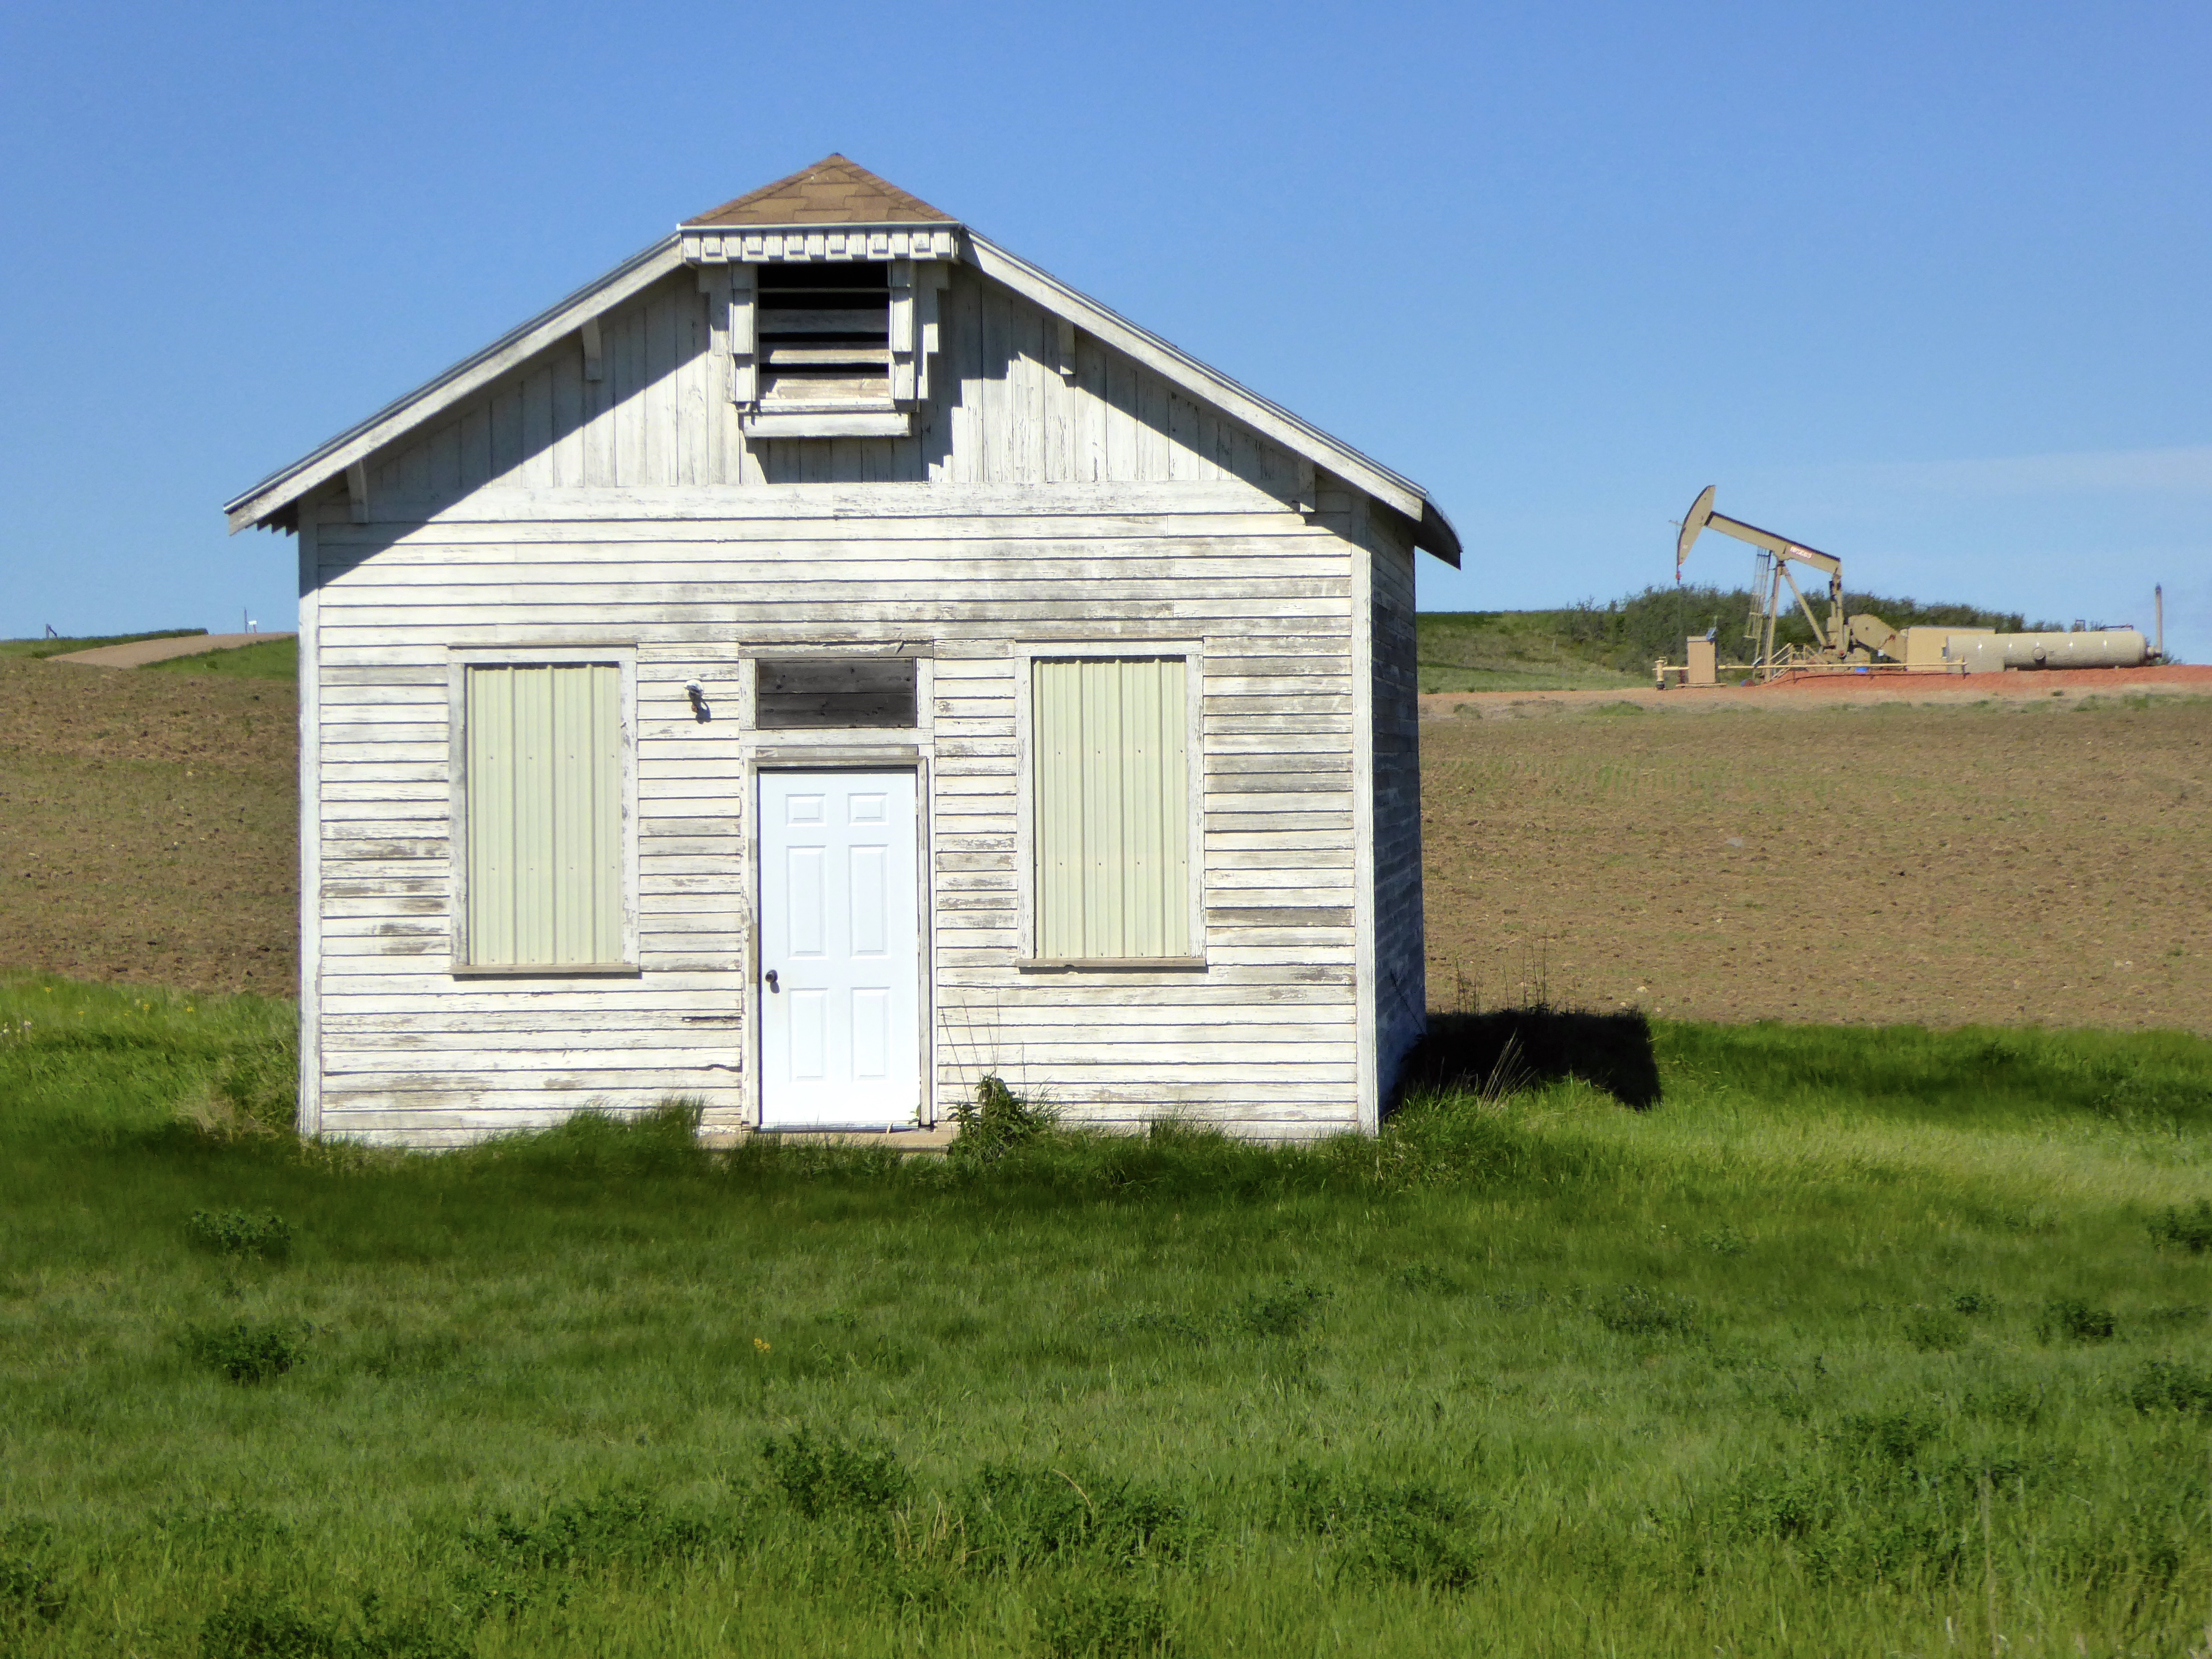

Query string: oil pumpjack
[1662,485,2153,685]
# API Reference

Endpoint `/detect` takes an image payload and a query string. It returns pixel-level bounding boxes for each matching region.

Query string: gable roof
[682,154,954,228]
[225,161,1460,564]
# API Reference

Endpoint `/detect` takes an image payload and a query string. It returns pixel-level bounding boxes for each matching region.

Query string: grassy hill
[1416,585,2046,693]
[5,974,2212,1654]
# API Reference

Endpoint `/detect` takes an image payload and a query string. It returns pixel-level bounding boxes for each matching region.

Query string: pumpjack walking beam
[1675,485,1854,676]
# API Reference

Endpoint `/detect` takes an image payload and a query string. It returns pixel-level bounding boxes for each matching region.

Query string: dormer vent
[758,262,891,407]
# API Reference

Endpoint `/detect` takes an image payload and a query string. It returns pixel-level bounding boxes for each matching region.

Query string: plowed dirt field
[1422,677,2212,1031]
[0,658,295,993]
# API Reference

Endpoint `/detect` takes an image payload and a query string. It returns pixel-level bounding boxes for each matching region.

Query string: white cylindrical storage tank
[1945,630,2148,671]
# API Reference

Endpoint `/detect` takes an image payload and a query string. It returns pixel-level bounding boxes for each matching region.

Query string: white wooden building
[225,156,1462,1145]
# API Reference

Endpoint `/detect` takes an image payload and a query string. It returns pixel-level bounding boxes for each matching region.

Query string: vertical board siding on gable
[1367,510,1426,1102]
[309,486,1364,1142]
[365,267,1306,511]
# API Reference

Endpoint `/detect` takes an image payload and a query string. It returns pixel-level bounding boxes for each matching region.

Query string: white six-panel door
[757,771,921,1127]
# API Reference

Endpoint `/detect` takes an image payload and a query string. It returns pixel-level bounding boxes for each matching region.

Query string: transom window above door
[754,658,919,729]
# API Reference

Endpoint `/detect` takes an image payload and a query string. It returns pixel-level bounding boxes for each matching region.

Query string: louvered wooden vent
[757,262,891,408]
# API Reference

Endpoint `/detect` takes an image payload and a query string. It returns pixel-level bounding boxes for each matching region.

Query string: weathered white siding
[310,488,1367,1142]
[363,266,1304,509]
[306,257,1415,1145]
[1367,507,1427,1103]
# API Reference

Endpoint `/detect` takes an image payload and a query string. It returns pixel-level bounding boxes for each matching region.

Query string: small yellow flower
[754,1337,772,1354]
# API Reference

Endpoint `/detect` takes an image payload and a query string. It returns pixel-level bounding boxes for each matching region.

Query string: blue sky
[3,1,2207,658]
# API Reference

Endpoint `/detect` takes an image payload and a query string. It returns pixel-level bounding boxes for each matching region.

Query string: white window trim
[1012,639,1207,971]
[445,645,640,977]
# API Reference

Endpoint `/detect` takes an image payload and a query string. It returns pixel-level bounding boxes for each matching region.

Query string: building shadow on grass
[1398,1008,1662,1111]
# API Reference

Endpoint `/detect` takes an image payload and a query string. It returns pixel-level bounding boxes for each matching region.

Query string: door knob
[764,969,778,991]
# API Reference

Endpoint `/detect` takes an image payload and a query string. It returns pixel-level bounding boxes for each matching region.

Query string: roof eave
[222,234,686,533]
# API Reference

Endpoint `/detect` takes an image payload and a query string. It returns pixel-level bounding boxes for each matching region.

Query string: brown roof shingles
[682,155,956,228]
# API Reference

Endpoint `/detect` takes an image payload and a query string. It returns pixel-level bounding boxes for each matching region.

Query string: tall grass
[5,973,2212,1654]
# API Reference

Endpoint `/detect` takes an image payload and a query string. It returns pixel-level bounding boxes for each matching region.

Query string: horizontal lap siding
[312,639,744,1142]
[312,492,1361,1143]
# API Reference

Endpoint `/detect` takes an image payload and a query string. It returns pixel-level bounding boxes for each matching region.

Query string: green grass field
[7,977,2212,1655]
[143,637,298,680]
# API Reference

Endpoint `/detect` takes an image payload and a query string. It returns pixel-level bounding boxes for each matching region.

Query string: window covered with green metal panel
[1031,657,1190,960]
[464,663,623,965]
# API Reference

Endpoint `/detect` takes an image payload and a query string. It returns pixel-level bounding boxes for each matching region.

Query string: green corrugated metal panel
[466,664,621,964]
[1034,657,1188,958]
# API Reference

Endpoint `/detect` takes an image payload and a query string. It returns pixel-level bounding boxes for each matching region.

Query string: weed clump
[761,1429,912,1518]
[198,1591,467,1659]
[1837,1408,1940,1464]
[1902,1306,1968,1352]
[1963,1381,2043,1425]
[186,1207,293,1261]
[1035,1581,1176,1657]
[2039,1298,2116,1343]
[2124,1360,2212,1415]
[0,1524,65,1627]
[198,1597,333,1658]
[1277,1466,1482,1588]
[2149,1200,2212,1252]
[1098,1309,1211,1346]
[963,1465,1197,1571]
[1396,1263,1460,1293]
[1237,1281,1329,1339]
[180,1319,309,1383]
[948,1074,1054,1168]
[467,1489,727,1571]
[1283,1477,1486,1593]
[450,1490,735,1625]
[1593,1284,1697,1338]
[1696,1225,1748,1256]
